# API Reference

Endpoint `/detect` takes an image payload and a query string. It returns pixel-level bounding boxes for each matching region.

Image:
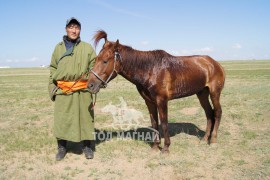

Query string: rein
[90,52,122,88]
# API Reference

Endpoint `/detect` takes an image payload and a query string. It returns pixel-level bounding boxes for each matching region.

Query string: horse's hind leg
[197,87,214,143]
[209,87,222,144]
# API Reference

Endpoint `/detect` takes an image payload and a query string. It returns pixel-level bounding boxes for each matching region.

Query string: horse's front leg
[136,86,161,150]
[157,99,170,153]
[145,100,160,151]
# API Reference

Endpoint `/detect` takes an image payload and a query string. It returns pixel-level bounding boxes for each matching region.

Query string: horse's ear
[115,39,119,51]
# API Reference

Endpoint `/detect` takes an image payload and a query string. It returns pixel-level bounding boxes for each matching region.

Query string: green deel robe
[48,40,96,142]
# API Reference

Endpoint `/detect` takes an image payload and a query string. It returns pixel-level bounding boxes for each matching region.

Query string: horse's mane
[92,30,178,71]
[120,45,175,71]
[93,30,107,48]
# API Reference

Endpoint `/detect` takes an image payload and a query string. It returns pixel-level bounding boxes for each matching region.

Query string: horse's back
[179,55,225,91]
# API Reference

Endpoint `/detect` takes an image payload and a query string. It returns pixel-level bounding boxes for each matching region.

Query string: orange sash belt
[57,80,88,94]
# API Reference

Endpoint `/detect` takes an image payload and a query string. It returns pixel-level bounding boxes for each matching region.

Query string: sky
[0,0,270,67]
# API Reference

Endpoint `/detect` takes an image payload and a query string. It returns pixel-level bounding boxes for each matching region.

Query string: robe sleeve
[48,47,58,101]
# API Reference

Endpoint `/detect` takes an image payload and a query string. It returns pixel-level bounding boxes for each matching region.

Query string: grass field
[0,60,270,179]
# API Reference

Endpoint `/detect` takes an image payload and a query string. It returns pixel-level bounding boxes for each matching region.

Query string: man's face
[66,23,81,40]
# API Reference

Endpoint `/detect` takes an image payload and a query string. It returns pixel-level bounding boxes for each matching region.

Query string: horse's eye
[103,60,108,64]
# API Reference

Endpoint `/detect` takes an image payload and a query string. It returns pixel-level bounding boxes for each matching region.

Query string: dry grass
[0,60,270,179]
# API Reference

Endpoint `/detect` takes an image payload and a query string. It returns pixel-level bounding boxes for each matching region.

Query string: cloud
[232,43,242,49]
[169,47,214,56]
[141,41,149,45]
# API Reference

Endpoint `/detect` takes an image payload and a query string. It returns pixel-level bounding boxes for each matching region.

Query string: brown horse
[87,30,225,153]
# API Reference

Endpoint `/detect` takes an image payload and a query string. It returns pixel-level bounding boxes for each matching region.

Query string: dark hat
[66,17,81,27]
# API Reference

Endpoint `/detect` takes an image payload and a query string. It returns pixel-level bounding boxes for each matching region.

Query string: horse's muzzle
[87,82,100,94]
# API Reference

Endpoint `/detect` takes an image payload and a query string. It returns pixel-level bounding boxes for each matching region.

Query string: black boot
[56,139,67,161]
[82,140,94,159]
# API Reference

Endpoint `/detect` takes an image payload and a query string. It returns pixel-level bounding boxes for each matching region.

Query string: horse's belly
[168,77,206,99]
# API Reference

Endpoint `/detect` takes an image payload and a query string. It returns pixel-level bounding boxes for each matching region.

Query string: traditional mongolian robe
[48,37,96,142]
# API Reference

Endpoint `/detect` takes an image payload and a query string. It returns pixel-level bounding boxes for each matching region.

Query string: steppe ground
[0,60,269,179]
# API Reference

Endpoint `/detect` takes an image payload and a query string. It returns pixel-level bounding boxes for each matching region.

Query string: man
[48,17,96,161]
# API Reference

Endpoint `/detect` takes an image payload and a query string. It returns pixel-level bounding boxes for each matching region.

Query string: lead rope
[91,93,97,110]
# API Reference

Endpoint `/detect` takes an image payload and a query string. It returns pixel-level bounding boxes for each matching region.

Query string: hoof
[210,143,218,149]
[161,148,169,154]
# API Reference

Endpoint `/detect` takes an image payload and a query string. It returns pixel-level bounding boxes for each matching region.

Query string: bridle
[90,51,122,88]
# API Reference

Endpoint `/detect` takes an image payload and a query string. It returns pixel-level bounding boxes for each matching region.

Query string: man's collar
[63,35,81,45]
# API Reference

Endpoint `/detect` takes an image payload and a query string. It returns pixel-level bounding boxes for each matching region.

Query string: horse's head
[87,30,122,94]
